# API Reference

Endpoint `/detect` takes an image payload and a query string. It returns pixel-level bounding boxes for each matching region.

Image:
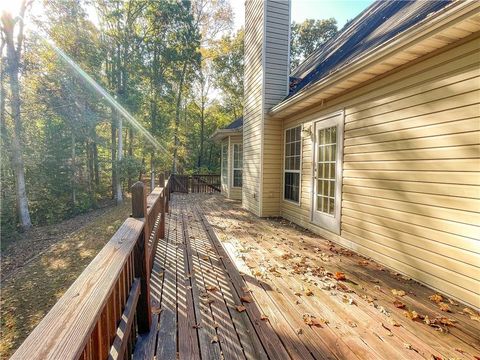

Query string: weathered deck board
[134,193,480,360]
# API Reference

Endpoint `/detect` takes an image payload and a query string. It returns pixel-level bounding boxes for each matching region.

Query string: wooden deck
[134,193,480,360]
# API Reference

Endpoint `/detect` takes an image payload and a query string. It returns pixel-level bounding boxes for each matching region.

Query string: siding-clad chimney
[243,0,291,216]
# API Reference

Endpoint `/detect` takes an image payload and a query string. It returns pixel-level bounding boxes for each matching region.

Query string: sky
[231,0,374,30]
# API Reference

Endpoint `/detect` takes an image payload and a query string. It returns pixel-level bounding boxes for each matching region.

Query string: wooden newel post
[159,172,165,188]
[131,181,152,334]
[164,172,170,214]
[150,169,155,193]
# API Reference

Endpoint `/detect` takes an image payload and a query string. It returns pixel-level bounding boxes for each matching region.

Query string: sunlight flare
[38,33,171,157]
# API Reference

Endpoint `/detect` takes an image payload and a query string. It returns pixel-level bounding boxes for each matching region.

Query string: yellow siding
[244,0,290,216]
[281,36,480,308]
[243,0,264,215]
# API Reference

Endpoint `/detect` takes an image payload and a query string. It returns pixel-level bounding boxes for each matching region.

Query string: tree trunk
[127,127,133,189]
[93,137,100,186]
[71,132,77,209]
[2,12,32,231]
[172,61,188,174]
[198,101,205,169]
[115,114,123,203]
[111,112,117,199]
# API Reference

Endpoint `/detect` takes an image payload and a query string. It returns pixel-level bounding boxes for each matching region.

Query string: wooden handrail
[11,174,173,360]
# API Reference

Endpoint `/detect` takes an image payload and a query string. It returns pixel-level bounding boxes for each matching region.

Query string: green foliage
[116,156,145,182]
[211,28,244,119]
[290,18,338,70]
[0,0,258,239]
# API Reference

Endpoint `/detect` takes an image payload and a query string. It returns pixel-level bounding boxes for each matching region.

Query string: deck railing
[11,175,172,360]
[170,174,221,193]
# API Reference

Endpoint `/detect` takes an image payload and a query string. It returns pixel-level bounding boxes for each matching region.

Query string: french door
[311,111,344,234]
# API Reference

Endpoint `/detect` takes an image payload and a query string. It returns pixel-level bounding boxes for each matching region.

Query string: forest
[1,0,337,240]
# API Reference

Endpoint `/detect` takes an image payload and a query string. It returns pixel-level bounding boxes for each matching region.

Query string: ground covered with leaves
[0,199,131,358]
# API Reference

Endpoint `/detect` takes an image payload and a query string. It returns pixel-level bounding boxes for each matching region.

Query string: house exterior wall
[280,36,480,308]
[244,0,290,216]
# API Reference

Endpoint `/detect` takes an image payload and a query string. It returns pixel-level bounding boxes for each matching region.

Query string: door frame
[310,110,344,234]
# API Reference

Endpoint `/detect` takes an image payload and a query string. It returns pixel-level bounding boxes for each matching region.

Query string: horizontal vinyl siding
[261,0,290,216]
[280,36,480,308]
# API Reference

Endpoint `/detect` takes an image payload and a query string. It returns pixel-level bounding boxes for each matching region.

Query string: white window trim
[282,125,302,205]
[232,143,243,188]
[311,110,344,235]
[221,142,228,188]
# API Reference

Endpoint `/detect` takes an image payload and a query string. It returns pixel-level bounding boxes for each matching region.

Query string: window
[232,144,242,187]
[284,126,301,203]
[316,126,337,215]
[221,143,228,185]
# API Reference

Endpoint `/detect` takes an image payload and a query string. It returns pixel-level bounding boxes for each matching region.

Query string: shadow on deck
[134,193,480,360]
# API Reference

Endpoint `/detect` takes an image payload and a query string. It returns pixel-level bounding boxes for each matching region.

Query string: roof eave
[210,127,243,142]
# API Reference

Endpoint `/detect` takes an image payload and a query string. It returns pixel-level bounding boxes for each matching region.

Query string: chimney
[243,0,291,216]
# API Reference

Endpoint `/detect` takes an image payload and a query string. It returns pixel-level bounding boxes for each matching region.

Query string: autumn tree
[290,18,338,70]
[211,28,244,119]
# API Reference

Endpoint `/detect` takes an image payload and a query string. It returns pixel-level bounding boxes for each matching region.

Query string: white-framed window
[284,125,302,203]
[221,143,228,185]
[312,111,344,234]
[232,143,243,187]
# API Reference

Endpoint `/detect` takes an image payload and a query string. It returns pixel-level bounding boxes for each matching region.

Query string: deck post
[159,172,165,188]
[131,181,152,334]
[165,172,170,213]
[150,169,155,193]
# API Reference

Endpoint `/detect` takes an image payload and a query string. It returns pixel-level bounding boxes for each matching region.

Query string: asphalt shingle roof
[288,0,451,97]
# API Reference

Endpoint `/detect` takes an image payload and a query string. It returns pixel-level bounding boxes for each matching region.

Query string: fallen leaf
[260,314,269,321]
[404,343,413,350]
[236,305,246,312]
[303,313,328,327]
[295,328,303,335]
[202,256,209,261]
[391,289,406,297]
[438,302,450,312]
[206,285,218,292]
[428,294,443,303]
[393,300,406,309]
[404,310,423,321]
[240,295,253,303]
[387,318,401,327]
[462,308,480,322]
[211,336,218,343]
[152,306,162,314]
[437,317,456,326]
[202,296,214,305]
[342,295,357,305]
[304,288,314,296]
[334,272,346,281]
